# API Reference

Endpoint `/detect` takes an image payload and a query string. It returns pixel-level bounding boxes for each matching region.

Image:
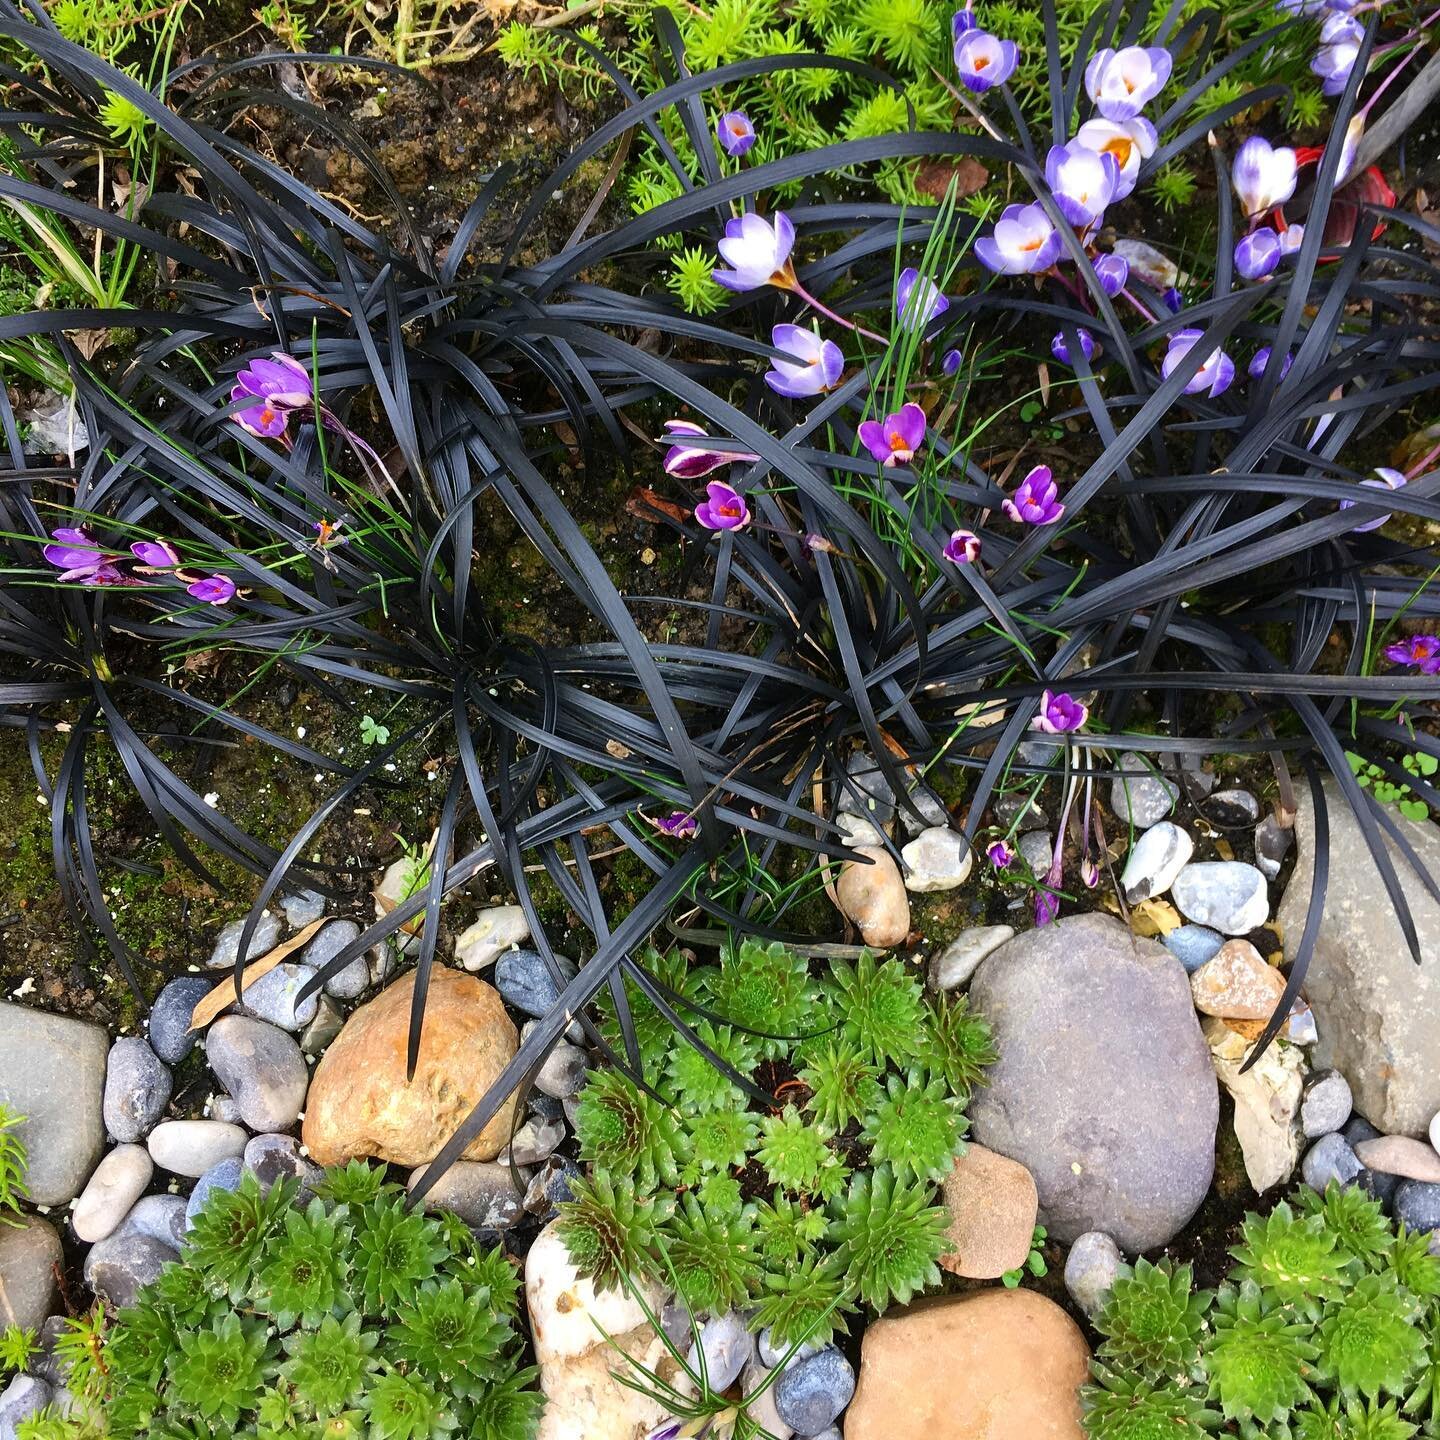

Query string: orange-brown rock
[939,1143,1039,1279]
[845,1288,1089,1440]
[302,967,518,1166]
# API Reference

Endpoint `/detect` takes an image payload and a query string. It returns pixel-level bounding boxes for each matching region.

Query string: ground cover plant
[0,0,1438,1209]
[1082,1183,1440,1439]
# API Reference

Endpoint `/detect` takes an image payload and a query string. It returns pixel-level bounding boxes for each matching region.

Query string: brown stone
[845,1289,1088,1440]
[301,967,518,1167]
[1354,1135,1440,1183]
[939,1143,1039,1279]
[836,847,910,949]
[1190,939,1286,1019]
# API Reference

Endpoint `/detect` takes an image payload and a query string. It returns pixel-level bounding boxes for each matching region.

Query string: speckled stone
[1301,1070,1353,1139]
[113,1193,187,1250]
[929,926,1015,992]
[280,889,326,929]
[206,1016,309,1133]
[1171,861,1270,935]
[206,910,282,969]
[1302,1132,1364,1192]
[147,977,213,1065]
[243,1133,323,1195]
[1064,1231,1123,1316]
[102,1038,172,1144]
[82,1231,177,1309]
[303,920,368,1000]
[240,962,320,1031]
[0,1217,62,1332]
[1109,754,1179,828]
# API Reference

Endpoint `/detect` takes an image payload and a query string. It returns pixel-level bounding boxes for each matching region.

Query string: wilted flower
[1051,328,1096,366]
[130,539,180,568]
[1073,116,1157,199]
[43,526,123,584]
[1312,13,1364,95]
[954,29,1019,92]
[1084,46,1172,122]
[643,1424,685,1440]
[895,268,949,331]
[1113,237,1178,290]
[651,810,699,840]
[764,324,844,398]
[987,839,1014,868]
[1233,228,1282,281]
[975,203,1062,275]
[1092,252,1129,297]
[1002,465,1066,526]
[943,528,981,564]
[941,348,962,376]
[1045,142,1120,229]
[1231,136,1298,218]
[695,481,751,531]
[187,574,237,605]
[1032,688,1089,733]
[1162,328,1236,398]
[713,210,796,291]
[858,402,926,467]
[1384,634,1440,673]
[1035,888,1061,925]
[717,110,756,157]
[662,420,761,479]
[1247,346,1293,380]
[1340,467,1406,533]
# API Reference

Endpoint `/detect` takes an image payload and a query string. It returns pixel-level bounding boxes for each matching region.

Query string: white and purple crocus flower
[895,268,949,332]
[1084,46,1172,122]
[1091,253,1129,297]
[661,420,760,479]
[858,403,926,467]
[1003,465,1066,526]
[1312,13,1365,96]
[1162,329,1236,398]
[1052,328,1096,366]
[954,27,1019,93]
[764,324,844,398]
[976,203,1062,275]
[1045,142,1120,229]
[944,528,981,564]
[717,110,756,158]
[1234,228,1283,281]
[231,351,312,439]
[1231,136,1298,219]
[713,211,796,292]
[1340,467,1406,532]
[1073,117,1157,200]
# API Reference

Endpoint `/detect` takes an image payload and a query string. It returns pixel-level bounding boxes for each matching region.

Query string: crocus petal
[717,111,756,158]
[1232,136,1298,217]
[130,539,180,568]
[1085,46,1172,122]
[1234,229,1282,281]
[187,575,237,605]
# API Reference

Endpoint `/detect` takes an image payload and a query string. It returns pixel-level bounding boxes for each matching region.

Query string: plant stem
[788,280,889,345]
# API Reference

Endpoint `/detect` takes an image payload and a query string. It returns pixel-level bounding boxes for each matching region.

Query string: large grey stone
[968,913,1218,1252]
[206,1016,309,1132]
[0,1217,61,1332]
[303,920,368,1000]
[82,1231,176,1309]
[407,1161,526,1230]
[1278,779,1440,1137]
[206,910,282,969]
[0,1003,108,1206]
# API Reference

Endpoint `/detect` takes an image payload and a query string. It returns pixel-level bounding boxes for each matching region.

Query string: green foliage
[0,1325,36,1374]
[666,246,727,316]
[1150,162,1199,216]
[574,1068,690,1190]
[0,1104,29,1223]
[91,1168,539,1440]
[701,938,821,1056]
[826,1164,949,1311]
[801,1036,883,1132]
[826,950,925,1066]
[666,1022,757,1114]
[860,1071,967,1183]
[1083,1185,1440,1440]
[756,1108,847,1197]
[656,1193,763,1317]
[915,992,999,1097]
[555,1171,662,1294]
[749,1253,852,1348]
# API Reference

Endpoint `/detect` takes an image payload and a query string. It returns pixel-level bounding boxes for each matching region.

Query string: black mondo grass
[0,0,1438,1206]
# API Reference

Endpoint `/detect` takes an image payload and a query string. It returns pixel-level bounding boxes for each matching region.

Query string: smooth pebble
[72,1144,153,1243]
[1170,861,1270,935]
[206,1015,310,1132]
[147,1120,248,1178]
[206,910,281,969]
[185,1156,244,1227]
[1110,754,1179,828]
[240,962,320,1031]
[454,905,530,972]
[102,1037,172,1143]
[1163,924,1225,974]
[82,1231,177,1308]
[146,977,212,1065]
[1064,1231,1123,1317]
[773,1346,855,1437]
[1301,1070,1353,1139]
[1302,1132,1364,1192]
[928,926,1014,992]
[1120,821,1193,903]
[899,827,973,893]
[303,920,368,999]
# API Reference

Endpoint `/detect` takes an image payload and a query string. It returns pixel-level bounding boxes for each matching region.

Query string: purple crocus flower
[661,420,761,479]
[857,402,926,467]
[1163,286,1183,314]
[1092,252,1129,297]
[1045,142,1120,229]
[943,528,981,565]
[895,268,949,332]
[1231,136,1298,218]
[941,348,962,376]
[1035,888,1061,926]
[717,111,756,158]
[954,29,1019,93]
[1162,329,1236,398]
[1312,13,1364,95]
[1248,346,1293,381]
[1073,116,1157,200]
[1234,229,1282,281]
[651,810,699,840]
[1032,688,1089,733]
[187,574,237,605]
[695,481,750,531]
[234,351,311,409]
[130,539,180,568]
[1084,46,1172,122]
[231,392,290,439]
[43,526,120,583]
[764,324,844,398]
[952,7,977,41]
[1340,467,1406,533]
[1002,465,1066,526]
[975,203,1062,275]
[1051,328,1096,366]
[644,1424,685,1440]
[713,211,796,292]
[1384,635,1440,673]
[987,839,1013,868]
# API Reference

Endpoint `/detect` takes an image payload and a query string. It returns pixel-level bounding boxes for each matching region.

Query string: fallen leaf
[625,486,690,525]
[1214,837,1235,861]
[915,157,989,201]
[187,917,327,1032]
[1130,897,1183,937]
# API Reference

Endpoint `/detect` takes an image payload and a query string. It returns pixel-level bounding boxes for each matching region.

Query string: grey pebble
[206,1016,309,1132]
[102,1037,172,1144]
[495,950,578,1020]
[301,995,345,1055]
[407,1161,526,1230]
[1206,789,1260,825]
[209,1095,244,1125]
[498,1117,564,1167]
[686,1311,752,1394]
[1396,1180,1440,1235]
[147,977,212,1064]
[1170,861,1270,935]
[837,752,895,825]
[207,910,282,969]
[185,1156,245,1228]
[303,920,368,1000]
[1302,1132,1364,1192]
[0,1375,50,1440]
[1110,754,1179,829]
[995,792,1045,829]
[1018,830,1053,876]
[244,1133,322,1195]
[240,963,320,1031]
[1064,1231,1123,1317]
[773,1346,855,1436]
[536,1043,588,1099]
[0,1219,61,1334]
[757,1327,819,1369]
[114,1193,188,1250]
[1162,924,1225,974]
[1254,815,1293,881]
[1301,1070,1353,1139]
[280,889,327,929]
[82,1231,177,1309]
[523,1155,579,1217]
[147,1119,248,1178]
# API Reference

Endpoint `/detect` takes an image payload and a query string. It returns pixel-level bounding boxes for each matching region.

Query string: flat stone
[838,752,896,825]
[1120,822,1193,904]
[112,1193,187,1250]
[240,962,320,1031]
[1207,789,1261,825]
[968,914,1217,1251]
[302,967,518,1167]
[939,1144,1038,1279]
[534,1039,587,1100]
[1063,1231,1122,1317]
[0,1217,61,1332]
[1255,815,1293,880]
[898,785,950,837]
[72,1144,153,1243]
[102,1038,172,1144]
[685,1311,753,1395]
[1109,754,1179,829]
[773,1346,854,1436]
[206,910,282,969]
[206,1016,309,1133]
[495,949,579,1020]
[845,1289,1088,1440]
[0,1375,50,1440]
[929,926,1015,992]
[1203,1017,1304,1193]
[185,1156,244,1227]
[455,906,531,972]
[525,1155,579,1218]
[1301,1070,1353,1138]
[1396,1180,1440,1234]
[0,1002,108,1206]
[1163,925,1225,974]
[303,921,368,1000]
[1018,830,1054,875]
[243,1133,322,1195]
[1190,940,1287,1020]
[1171,861,1270,935]
[280,890,326,929]
[899,828,973,893]
[1354,1136,1440,1183]
[146,977,212,1064]
[742,1361,792,1440]
[407,1161,526,1230]
[835,847,910,948]
[301,995,345,1055]
[498,1117,564,1167]
[1303,1132,1364,1192]
[1278,779,1440,1136]
[82,1231,176,1309]
[146,1120,247,1178]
